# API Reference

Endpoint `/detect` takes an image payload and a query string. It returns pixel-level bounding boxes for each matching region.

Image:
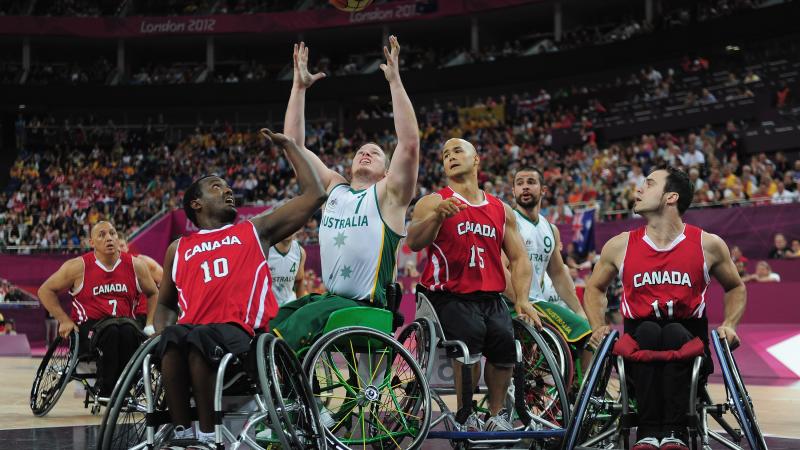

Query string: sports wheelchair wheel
[513,318,571,430]
[303,326,431,450]
[257,333,326,449]
[712,330,767,450]
[30,329,79,417]
[98,336,169,450]
[395,318,436,380]
[563,329,623,450]
[539,322,575,395]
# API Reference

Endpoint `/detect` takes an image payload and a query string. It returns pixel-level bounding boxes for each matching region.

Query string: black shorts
[427,290,515,366]
[156,323,252,365]
[78,317,143,360]
[135,315,147,329]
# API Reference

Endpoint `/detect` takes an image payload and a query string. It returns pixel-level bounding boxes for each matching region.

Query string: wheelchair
[299,283,433,450]
[97,331,326,450]
[395,290,570,449]
[562,329,768,450]
[30,318,145,417]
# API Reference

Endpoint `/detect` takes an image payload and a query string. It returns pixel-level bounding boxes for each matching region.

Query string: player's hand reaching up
[380,35,402,84]
[260,128,296,149]
[435,197,467,220]
[293,42,326,89]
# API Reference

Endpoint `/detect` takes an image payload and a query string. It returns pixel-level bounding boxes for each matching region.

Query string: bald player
[407,138,539,431]
[38,221,158,396]
[119,235,163,334]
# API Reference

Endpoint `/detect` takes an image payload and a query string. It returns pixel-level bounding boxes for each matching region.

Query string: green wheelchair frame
[284,284,432,450]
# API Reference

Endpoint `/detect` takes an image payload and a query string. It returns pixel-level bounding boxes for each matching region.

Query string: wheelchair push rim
[30,330,80,417]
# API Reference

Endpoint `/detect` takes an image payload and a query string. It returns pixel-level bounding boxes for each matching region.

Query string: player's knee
[661,322,693,350]
[633,320,661,350]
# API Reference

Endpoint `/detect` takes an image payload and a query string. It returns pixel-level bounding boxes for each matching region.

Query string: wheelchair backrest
[415,291,446,345]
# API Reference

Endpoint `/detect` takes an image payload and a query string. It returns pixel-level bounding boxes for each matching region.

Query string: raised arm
[250,129,327,248]
[405,194,466,251]
[502,204,540,327]
[37,257,83,337]
[294,246,307,299]
[585,232,628,348]
[546,225,587,318]
[381,35,420,207]
[133,256,159,333]
[154,240,180,333]
[704,232,747,346]
[285,42,345,191]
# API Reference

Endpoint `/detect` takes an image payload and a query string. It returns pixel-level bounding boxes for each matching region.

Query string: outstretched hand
[260,128,296,148]
[293,42,326,89]
[379,35,401,83]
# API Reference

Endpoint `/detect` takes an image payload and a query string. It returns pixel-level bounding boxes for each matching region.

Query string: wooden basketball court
[2,355,799,448]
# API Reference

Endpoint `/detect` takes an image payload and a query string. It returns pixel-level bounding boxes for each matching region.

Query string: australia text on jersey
[633,270,693,288]
[184,235,243,261]
[322,215,369,229]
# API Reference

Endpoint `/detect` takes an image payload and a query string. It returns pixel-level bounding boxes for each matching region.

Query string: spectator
[768,233,791,259]
[4,318,16,335]
[742,260,781,283]
[772,181,799,204]
[730,245,749,277]
[787,239,800,259]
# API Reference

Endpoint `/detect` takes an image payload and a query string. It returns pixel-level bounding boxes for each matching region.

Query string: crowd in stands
[2,88,799,254]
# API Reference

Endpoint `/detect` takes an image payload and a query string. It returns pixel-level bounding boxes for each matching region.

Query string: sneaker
[459,413,482,432]
[632,437,660,450]
[484,409,514,432]
[319,405,336,429]
[660,434,689,450]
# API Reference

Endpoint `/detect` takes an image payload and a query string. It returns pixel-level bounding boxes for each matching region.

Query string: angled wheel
[512,318,571,432]
[563,329,623,450]
[395,318,436,380]
[712,330,767,450]
[98,336,171,450]
[259,334,326,449]
[539,322,575,394]
[30,329,79,416]
[303,326,431,450]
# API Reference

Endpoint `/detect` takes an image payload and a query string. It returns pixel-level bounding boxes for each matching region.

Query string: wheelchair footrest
[427,429,565,440]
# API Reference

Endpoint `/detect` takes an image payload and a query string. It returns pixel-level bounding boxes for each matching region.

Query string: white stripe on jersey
[252,274,270,329]
[431,243,449,291]
[245,261,267,323]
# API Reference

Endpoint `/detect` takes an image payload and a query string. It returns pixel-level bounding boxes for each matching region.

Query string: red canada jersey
[122,251,150,317]
[420,187,507,294]
[70,252,140,324]
[172,221,276,335]
[620,224,710,320]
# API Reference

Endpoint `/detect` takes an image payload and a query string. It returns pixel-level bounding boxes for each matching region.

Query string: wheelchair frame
[563,329,768,450]
[405,291,570,449]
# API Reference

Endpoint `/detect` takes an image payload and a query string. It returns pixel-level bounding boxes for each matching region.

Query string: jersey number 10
[201,258,230,283]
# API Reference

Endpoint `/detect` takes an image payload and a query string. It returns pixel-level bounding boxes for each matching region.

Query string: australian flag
[571,208,596,256]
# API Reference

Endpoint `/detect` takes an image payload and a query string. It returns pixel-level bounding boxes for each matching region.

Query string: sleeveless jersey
[620,224,710,320]
[172,221,276,335]
[514,210,556,302]
[319,183,402,304]
[124,252,151,317]
[70,252,139,324]
[420,187,507,294]
[267,240,302,306]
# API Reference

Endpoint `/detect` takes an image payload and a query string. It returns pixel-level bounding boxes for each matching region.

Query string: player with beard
[508,168,592,380]
[585,167,746,450]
